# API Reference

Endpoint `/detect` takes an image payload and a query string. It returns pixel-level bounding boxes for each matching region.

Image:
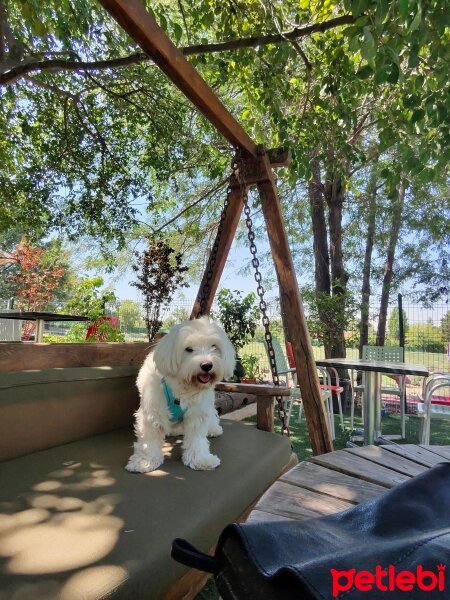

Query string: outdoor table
[0,311,88,343]
[248,443,450,523]
[316,358,429,445]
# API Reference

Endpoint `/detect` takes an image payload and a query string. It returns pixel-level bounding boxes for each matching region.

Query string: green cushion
[0,422,291,599]
[0,367,140,461]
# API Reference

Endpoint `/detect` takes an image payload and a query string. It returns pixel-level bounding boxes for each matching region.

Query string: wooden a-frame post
[98,0,333,455]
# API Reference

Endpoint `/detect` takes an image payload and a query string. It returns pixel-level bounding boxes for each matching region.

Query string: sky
[108,236,274,303]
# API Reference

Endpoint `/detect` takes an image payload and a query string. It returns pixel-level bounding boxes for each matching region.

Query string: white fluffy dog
[126,317,235,473]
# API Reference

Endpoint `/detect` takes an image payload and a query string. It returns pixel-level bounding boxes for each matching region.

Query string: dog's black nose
[200,362,213,372]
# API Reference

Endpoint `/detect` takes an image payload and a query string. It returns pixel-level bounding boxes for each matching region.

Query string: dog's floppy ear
[153,326,180,375]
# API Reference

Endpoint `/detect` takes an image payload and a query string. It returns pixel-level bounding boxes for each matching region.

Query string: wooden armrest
[215,382,291,433]
[215,382,290,396]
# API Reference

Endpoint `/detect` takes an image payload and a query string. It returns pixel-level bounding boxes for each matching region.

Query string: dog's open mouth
[197,373,212,384]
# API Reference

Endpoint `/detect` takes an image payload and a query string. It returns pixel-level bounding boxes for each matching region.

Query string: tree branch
[0,53,148,85]
[182,14,354,56]
[0,1,5,64]
[154,177,229,233]
[0,14,354,86]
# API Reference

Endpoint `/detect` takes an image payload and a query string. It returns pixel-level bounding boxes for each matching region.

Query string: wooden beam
[98,0,257,156]
[190,148,289,318]
[254,146,333,455]
[190,184,247,318]
[0,342,151,371]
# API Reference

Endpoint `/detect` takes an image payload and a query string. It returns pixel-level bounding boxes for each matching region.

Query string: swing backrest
[265,336,290,373]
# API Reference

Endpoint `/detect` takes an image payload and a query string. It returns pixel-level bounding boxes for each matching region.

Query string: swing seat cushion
[0,369,291,600]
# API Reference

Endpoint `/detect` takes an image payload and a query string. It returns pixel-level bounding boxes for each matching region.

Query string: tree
[118,299,142,332]
[407,322,446,354]
[162,307,190,331]
[0,0,221,254]
[214,289,260,353]
[6,237,65,311]
[5,237,65,338]
[65,275,123,342]
[131,238,188,342]
[1,0,449,359]
[357,158,379,356]
[388,307,409,346]
[441,312,450,344]
[65,276,116,321]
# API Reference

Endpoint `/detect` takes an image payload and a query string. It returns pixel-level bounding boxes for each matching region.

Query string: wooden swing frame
[98,0,333,455]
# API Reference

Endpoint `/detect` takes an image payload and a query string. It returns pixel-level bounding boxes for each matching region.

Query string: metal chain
[235,147,290,436]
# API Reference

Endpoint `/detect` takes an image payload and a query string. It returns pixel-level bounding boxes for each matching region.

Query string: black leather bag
[172,462,450,599]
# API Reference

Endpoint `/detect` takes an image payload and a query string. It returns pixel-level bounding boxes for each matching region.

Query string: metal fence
[110,297,450,375]
[1,296,449,376]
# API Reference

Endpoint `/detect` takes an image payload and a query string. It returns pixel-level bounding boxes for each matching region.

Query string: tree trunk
[359,165,378,357]
[376,176,406,346]
[324,175,348,359]
[308,151,330,294]
[308,152,332,357]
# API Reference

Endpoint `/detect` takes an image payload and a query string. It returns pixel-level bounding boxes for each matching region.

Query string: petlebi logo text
[331,563,446,597]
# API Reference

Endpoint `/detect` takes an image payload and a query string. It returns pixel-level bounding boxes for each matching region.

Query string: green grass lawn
[195,409,450,599]
[259,407,450,461]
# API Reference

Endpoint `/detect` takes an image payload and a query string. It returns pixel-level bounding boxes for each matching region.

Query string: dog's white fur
[126,317,235,473]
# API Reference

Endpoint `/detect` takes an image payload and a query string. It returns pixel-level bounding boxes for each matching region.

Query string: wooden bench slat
[419,445,450,461]
[311,450,409,488]
[254,480,354,521]
[381,444,450,467]
[280,460,386,504]
[345,446,428,477]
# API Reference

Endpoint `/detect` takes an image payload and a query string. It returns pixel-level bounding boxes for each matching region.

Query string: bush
[215,289,259,352]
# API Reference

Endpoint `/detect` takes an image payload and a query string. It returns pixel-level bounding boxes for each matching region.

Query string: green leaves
[360,27,376,63]
[351,0,370,17]
[398,0,410,22]
[409,5,422,32]
[357,64,373,79]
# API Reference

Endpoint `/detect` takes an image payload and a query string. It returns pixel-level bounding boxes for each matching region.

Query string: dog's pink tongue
[198,373,211,384]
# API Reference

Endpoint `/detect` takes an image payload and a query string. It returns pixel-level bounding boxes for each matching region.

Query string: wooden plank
[191,185,246,318]
[0,342,150,371]
[280,461,386,504]
[255,146,332,456]
[419,445,450,461]
[345,446,428,477]
[311,449,410,488]
[381,444,450,467]
[254,480,354,521]
[98,0,257,156]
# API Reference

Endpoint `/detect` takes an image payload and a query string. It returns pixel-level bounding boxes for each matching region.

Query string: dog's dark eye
[185,347,193,353]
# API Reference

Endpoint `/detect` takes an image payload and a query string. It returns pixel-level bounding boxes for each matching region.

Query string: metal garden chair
[351,345,408,437]
[266,338,341,438]
[417,373,450,444]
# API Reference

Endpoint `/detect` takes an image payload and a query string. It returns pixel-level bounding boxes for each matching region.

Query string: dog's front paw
[125,452,164,473]
[183,452,221,471]
[207,424,223,438]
